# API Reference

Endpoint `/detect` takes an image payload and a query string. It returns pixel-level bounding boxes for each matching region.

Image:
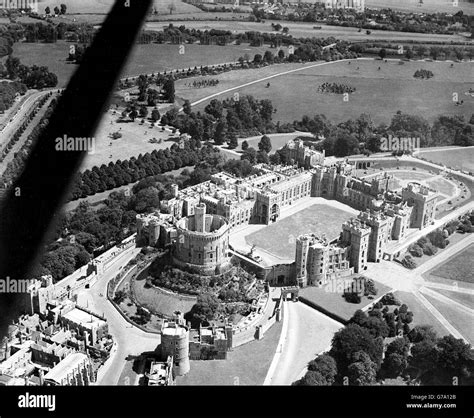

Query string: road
[76,246,161,386]
[265,301,343,385]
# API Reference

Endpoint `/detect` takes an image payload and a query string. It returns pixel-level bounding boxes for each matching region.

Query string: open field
[394,291,450,337]
[146,20,470,43]
[80,110,177,171]
[423,292,474,344]
[427,244,474,284]
[366,0,474,14]
[12,41,273,88]
[192,59,473,125]
[299,280,392,322]
[176,320,282,385]
[418,147,474,173]
[36,0,202,15]
[245,203,354,260]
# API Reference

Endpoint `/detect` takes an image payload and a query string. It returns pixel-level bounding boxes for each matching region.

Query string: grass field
[299,280,392,322]
[423,292,474,345]
[132,275,197,317]
[394,291,450,338]
[176,320,282,385]
[366,0,474,13]
[81,110,177,171]
[192,59,473,125]
[433,289,474,309]
[418,148,474,173]
[12,41,273,88]
[145,20,469,43]
[245,203,354,259]
[428,244,474,284]
[36,0,202,15]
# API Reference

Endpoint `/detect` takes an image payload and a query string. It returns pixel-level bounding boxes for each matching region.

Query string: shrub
[402,255,417,269]
[408,244,423,258]
[381,293,401,306]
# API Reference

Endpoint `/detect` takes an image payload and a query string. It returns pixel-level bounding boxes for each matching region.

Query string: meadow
[245,203,354,260]
[12,41,273,87]
[191,59,473,125]
[145,20,469,43]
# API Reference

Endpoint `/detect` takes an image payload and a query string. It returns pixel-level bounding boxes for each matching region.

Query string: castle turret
[194,203,206,233]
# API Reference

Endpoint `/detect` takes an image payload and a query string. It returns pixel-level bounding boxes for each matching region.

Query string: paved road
[76,246,160,386]
[266,301,343,385]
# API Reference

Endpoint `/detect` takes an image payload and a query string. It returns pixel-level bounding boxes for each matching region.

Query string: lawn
[428,244,474,284]
[245,203,354,259]
[192,60,472,125]
[80,110,176,171]
[394,291,450,338]
[12,41,273,88]
[423,293,474,345]
[176,320,282,385]
[132,276,197,317]
[432,289,474,309]
[299,279,392,322]
[418,148,474,173]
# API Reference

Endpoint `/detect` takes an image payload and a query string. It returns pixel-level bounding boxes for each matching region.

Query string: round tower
[194,203,206,233]
[161,325,190,376]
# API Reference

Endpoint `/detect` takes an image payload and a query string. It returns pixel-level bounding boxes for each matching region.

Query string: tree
[347,351,377,386]
[383,337,410,377]
[60,4,67,14]
[189,293,221,326]
[228,132,238,150]
[330,324,384,374]
[256,150,269,164]
[151,109,161,122]
[253,53,263,64]
[269,152,281,165]
[45,6,50,14]
[405,47,414,60]
[183,100,192,115]
[6,56,21,79]
[241,140,249,151]
[379,48,387,60]
[258,135,272,153]
[214,121,227,145]
[307,354,337,385]
[350,309,368,327]
[241,147,257,164]
[139,106,148,119]
[163,77,175,103]
[54,6,60,15]
[168,3,176,14]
